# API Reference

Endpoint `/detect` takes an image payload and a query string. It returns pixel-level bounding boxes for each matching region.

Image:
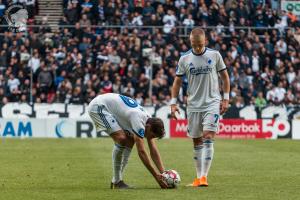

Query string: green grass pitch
[1,138,300,200]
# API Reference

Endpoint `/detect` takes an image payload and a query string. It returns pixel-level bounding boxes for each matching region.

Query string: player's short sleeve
[176,57,186,76]
[130,115,145,138]
[216,52,227,72]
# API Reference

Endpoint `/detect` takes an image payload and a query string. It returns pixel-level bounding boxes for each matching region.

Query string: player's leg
[110,131,129,187]
[191,137,203,186]
[186,112,203,187]
[199,112,219,186]
[88,104,130,189]
[193,137,203,179]
[100,117,134,188]
[110,132,136,189]
[199,130,215,186]
[121,132,135,175]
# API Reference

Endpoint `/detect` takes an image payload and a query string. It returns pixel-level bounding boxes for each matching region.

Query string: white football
[162,169,181,188]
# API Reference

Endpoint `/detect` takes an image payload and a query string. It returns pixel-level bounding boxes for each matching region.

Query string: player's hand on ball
[220,99,229,115]
[155,174,168,189]
[170,104,180,120]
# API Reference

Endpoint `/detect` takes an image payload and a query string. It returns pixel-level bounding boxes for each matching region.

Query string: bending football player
[88,93,168,189]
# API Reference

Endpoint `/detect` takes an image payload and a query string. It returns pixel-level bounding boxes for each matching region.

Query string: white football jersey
[176,47,227,112]
[89,93,151,137]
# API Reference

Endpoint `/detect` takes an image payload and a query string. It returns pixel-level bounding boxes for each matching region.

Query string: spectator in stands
[1,96,8,105]
[251,50,260,73]
[266,85,275,104]
[105,1,115,24]
[19,78,30,98]
[285,89,295,105]
[162,9,177,34]
[255,91,267,110]
[96,0,105,24]
[0,50,7,71]
[287,66,296,85]
[182,14,195,31]
[0,0,6,18]
[108,50,121,66]
[276,37,287,54]
[131,11,143,26]
[28,51,41,73]
[274,82,286,104]
[122,82,135,97]
[79,14,91,27]
[0,74,5,88]
[100,75,113,93]
[0,87,5,102]
[235,96,245,108]
[70,86,84,104]
[81,0,93,18]
[37,65,53,94]
[142,1,154,23]
[65,2,79,24]
[38,17,52,34]
[7,74,20,93]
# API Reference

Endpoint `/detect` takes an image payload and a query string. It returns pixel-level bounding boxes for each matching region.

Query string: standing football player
[170,28,230,187]
[88,93,168,189]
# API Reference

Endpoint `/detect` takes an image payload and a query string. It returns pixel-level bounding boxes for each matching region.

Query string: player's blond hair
[190,28,205,37]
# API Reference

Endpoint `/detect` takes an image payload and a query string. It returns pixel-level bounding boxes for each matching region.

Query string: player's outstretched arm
[134,135,168,188]
[170,76,182,119]
[147,137,165,173]
[171,76,182,99]
[219,69,230,115]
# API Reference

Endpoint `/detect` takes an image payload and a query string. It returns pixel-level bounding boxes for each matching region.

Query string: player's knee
[203,135,213,140]
[193,137,203,146]
[117,139,127,146]
[126,136,135,148]
[118,136,128,146]
[111,132,127,146]
[203,131,215,140]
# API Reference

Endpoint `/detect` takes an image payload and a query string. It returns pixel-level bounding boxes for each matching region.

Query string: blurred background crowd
[0,0,299,107]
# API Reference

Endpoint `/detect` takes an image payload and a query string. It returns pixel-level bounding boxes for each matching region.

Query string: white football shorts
[88,104,122,135]
[187,111,220,138]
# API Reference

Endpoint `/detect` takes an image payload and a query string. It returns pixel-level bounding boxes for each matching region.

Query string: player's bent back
[88,93,150,137]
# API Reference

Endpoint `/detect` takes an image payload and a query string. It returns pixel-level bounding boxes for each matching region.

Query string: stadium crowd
[0,0,299,107]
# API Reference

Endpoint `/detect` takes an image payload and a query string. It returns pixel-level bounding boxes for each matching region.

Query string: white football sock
[112,144,125,184]
[201,139,214,177]
[121,147,132,174]
[193,145,203,178]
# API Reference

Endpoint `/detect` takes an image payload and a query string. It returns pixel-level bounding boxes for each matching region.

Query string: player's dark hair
[146,117,165,139]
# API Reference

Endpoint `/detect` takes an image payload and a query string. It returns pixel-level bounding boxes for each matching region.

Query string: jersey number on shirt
[119,95,138,108]
[214,114,219,124]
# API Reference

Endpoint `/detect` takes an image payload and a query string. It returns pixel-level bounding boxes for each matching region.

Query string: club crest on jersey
[189,63,212,75]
